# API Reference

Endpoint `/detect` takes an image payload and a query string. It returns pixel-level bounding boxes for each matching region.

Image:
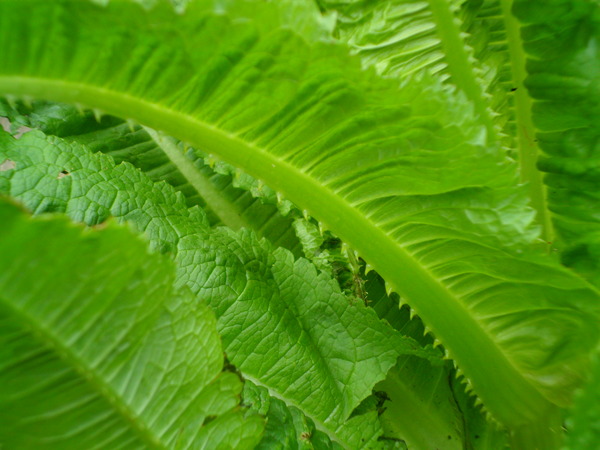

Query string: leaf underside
[514,0,600,285]
[0,199,263,449]
[565,345,600,449]
[0,128,428,448]
[0,0,598,434]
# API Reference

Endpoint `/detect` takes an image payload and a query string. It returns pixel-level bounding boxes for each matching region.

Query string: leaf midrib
[0,262,161,448]
[500,0,554,243]
[143,126,251,231]
[377,362,462,449]
[0,75,551,426]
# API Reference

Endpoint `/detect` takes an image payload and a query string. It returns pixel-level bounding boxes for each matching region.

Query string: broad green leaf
[0,100,303,255]
[317,0,502,144]
[243,381,340,449]
[513,0,600,284]
[176,230,420,441]
[0,199,263,449]
[367,276,469,449]
[0,0,598,440]
[318,0,554,243]
[0,101,210,208]
[564,345,600,449]
[371,276,509,449]
[243,380,394,450]
[0,129,422,448]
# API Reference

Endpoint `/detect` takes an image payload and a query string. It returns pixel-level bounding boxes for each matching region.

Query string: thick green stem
[500,0,554,244]
[0,76,555,431]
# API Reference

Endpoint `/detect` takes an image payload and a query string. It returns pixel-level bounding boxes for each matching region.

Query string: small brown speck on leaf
[57,170,70,179]
[0,159,16,171]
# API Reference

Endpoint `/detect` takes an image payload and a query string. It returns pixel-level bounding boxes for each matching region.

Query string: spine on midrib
[0,76,553,430]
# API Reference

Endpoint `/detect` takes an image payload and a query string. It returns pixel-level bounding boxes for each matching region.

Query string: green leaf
[243,380,340,449]
[372,280,509,449]
[449,378,509,450]
[344,268,507,449]
[565,345,600,449]
[0,129,422,448]
[143,128,304,256]
[177,231,419,439]
[514,0,600,284]
[0,199,263,449]
[367,278,467,449]
[0,0,598,438]
[318,0,556,243]
[0,100,304,255]
[243,380,392,449]
[458,0,517,147]
[318,0,502,144]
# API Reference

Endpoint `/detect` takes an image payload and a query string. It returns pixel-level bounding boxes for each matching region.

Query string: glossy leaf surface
[0,129,423,447]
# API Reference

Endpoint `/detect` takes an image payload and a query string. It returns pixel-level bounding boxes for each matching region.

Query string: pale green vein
[0,75,554,428]
[500,0,554,244]
[377,365,462,449]
[0,296,160,448]
[143,126,250,231]
[428,0,497,142]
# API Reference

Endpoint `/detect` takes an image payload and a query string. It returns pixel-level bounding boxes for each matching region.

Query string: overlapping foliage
[0,0,598,448]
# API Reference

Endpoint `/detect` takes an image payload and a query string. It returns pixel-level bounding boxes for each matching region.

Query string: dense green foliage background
[0,0,598,448]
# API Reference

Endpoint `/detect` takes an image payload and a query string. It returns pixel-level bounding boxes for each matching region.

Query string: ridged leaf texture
[367,273,508,449]
[0,99,304,256]
[0,199,264,449]
[317,0,569,249]
[565,345,600,449]
[317,0,511,148]
[514,0,600,285]
[0,0,598,442]
[0,129,426,448]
